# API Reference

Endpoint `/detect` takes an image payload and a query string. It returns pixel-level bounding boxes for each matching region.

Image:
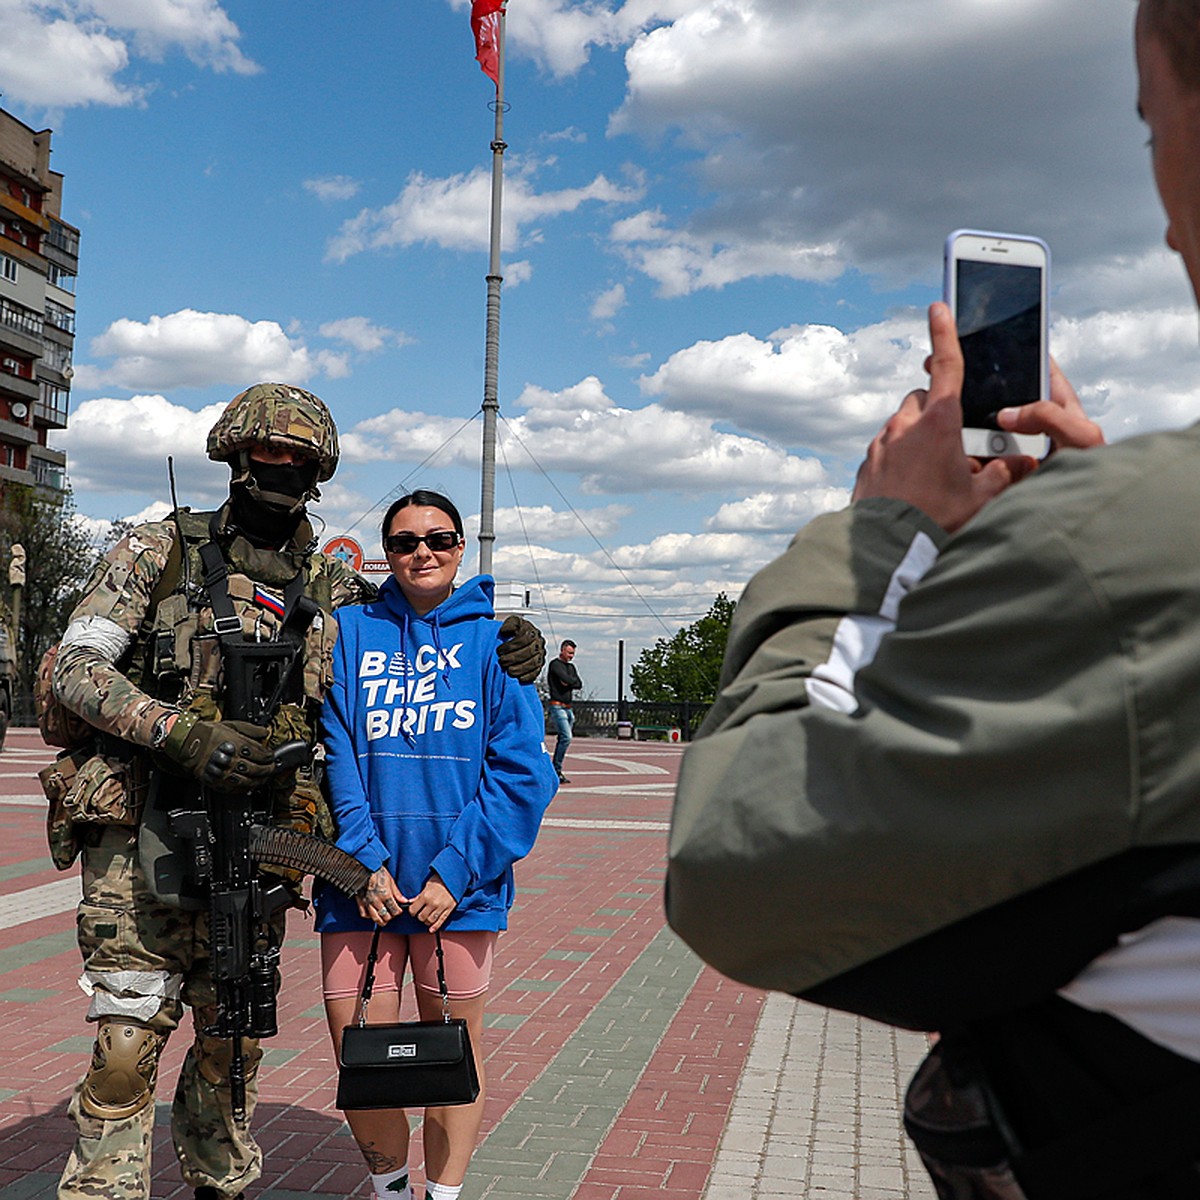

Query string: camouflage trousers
[57,825,286,1200]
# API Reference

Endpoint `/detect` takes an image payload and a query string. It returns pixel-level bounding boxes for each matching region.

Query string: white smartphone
[943,230,1050,458]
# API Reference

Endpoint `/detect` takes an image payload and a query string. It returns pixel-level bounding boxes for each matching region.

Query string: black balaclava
[228,454,320,548]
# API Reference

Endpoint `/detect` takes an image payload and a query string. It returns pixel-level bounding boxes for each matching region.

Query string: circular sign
[322,535,364,572]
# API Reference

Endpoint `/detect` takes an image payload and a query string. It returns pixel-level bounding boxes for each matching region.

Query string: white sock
[371,1167,412,1200]
[426,1182,463,1200]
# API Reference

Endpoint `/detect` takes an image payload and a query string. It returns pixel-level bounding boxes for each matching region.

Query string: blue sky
[3,0,1198,693]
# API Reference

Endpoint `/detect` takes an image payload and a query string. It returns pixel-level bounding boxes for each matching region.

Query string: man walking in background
[547,639,581,784]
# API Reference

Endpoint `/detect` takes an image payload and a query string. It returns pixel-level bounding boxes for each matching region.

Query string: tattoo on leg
[357,1144,403,1174]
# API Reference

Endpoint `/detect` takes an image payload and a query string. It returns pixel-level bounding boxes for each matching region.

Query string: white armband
[60,615,132,664]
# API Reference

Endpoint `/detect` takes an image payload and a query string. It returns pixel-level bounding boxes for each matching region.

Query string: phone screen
[956,258,1043,426]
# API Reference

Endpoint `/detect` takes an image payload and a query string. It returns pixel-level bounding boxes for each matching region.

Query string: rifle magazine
[249,824,371,896]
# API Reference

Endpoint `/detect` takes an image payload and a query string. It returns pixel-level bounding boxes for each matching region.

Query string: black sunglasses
[383,530,463,555]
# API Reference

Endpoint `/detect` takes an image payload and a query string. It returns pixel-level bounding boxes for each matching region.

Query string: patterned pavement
[0,728,934,1199]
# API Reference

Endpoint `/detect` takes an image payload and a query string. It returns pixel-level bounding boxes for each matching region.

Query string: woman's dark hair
[381,490,465,546]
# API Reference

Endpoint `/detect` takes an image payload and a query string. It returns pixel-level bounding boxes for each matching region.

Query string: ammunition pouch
[39,745,89,870]
[80,1019,166,1121]
[39,743,144,871]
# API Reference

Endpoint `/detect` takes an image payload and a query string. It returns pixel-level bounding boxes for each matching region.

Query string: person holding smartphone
[669,2,1200,1195]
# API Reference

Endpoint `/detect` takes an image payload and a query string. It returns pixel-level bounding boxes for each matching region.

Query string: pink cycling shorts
[321,929,497,1001]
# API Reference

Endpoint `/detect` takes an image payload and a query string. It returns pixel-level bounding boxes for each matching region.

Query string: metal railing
[0,297,42,339]
[552,698,713,742]
[44,302,75,334]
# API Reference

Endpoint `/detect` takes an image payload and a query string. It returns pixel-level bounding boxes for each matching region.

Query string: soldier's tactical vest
[132,507,336,722]
[41,508,339,886]
[138,508,340,906]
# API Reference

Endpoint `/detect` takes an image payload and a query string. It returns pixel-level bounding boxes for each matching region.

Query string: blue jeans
[550,704,573,774]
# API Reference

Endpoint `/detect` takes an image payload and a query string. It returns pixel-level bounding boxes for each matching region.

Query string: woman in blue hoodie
[316,489,557,1200]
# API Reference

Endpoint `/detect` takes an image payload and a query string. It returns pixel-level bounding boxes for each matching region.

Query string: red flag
[471,0,504,86]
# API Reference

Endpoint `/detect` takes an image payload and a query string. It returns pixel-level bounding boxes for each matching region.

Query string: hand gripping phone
[943,230,1050,458]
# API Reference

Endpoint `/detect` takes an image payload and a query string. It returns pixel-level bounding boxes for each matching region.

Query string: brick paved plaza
[0,729,933,1199]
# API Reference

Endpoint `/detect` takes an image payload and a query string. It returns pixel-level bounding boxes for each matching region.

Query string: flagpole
[478,5,507,577]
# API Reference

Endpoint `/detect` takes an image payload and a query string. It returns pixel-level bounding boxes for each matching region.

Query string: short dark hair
[1142,0,1200,91]
[381,489,465,547]
[561,639,576,650]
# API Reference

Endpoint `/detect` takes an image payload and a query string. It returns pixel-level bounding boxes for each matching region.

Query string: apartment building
[0,108,78,495]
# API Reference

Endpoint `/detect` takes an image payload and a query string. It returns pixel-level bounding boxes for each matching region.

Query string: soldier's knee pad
[80,1019,166,1120]
[195,1032,263,1089]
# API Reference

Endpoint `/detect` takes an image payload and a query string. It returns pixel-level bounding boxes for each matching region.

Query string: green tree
[630,593,735,704]
[0,484,96,691]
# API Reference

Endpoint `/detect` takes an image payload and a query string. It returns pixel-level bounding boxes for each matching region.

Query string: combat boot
[194,1189,245,1200]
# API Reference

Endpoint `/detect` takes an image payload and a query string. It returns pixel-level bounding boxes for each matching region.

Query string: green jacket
[668,423,1200,996]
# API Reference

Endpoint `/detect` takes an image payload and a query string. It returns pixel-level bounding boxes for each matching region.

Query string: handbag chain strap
[356,921,453,1028]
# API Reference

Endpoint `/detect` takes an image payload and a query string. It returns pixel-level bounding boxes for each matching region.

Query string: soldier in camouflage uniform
[50,384,545,1200]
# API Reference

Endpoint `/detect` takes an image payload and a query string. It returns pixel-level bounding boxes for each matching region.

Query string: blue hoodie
[314,573,558,934]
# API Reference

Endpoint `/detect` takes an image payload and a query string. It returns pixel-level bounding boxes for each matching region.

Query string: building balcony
[0,461,63,492]
[0,297,43,347]
[29,446,65,491]
[43,302,74,335]
[0,372,39,403]
[35,377,68,428]
[0,193,49,233]
[0,462,37,489]
[33,396,67,429]
[46,221,79,260]
[0,415,36,445]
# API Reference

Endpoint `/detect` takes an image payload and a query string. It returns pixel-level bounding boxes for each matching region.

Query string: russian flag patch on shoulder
[253,585,286,618]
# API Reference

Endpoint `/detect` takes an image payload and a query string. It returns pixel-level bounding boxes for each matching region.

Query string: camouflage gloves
[497,615,546,685]
[159,710,278,792]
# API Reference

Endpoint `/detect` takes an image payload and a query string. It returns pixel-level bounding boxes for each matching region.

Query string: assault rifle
[166,541,370,1124]
[170,738,369,1123]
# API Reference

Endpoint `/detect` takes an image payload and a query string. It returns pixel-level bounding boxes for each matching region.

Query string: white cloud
[707,488,850,533]
[639,300,1200,464]
[591,283,627,323]
[605,1,1155,291]
[0,0,255,107]
[1052,307,1200,440]
[326,164,642,262]
[542,126,587,144]
[0,4,139,107]
[342,372,839,497]
[122,500,174,525]
[465,503,633,543]
[448,0,695,78]
[318,317,414,354]
[61,393,229,500]
[89,0,257,73]
[304,175,362,203]
[1053,248,1194,320]
[489,530,778,589]
[80,309,343,390]
[505,260,535,287]
[612,208,842,297]
[640,312,928,456]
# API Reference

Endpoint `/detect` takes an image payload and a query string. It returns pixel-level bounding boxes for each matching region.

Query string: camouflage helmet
[207,383,339,482]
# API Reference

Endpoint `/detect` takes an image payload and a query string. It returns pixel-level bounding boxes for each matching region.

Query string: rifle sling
[197,538,314,717]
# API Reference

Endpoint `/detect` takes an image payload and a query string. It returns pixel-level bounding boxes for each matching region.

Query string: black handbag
[336,925,481,1111]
